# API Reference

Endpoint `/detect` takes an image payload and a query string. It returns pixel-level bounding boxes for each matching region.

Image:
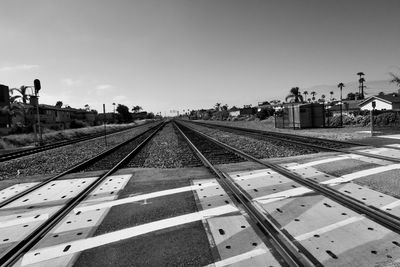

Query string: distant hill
[303,80,399,100]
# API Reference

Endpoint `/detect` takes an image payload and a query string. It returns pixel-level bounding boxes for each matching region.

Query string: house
[228,107,240,117]
[240,106,257,116]
[328,100,362,114]
[257,101,271,112]
[359,91,400,111]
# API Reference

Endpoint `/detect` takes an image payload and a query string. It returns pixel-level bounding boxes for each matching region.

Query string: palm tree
[321,94,326,103]
[359,77,366,99]
[329,91,334,101]
[84,104,90,111]
[10,86,29,104]
[303,91,308,101]
[357,72,365,98]
[338,82,345,127]
[389,72,400,88]
[310,91,317,102]
[307,98,311,103]
[132,105,142,113]
[285,87,303,103]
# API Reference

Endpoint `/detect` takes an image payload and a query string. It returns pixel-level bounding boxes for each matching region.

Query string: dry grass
[0,119,153,149]
[198,119,372,141]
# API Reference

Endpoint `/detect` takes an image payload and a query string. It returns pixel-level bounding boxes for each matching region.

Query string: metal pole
[340,88,343,127]
[103,104,107,146]
[370,109,374,137]
[35,93,42,145]
[292,103,295,129]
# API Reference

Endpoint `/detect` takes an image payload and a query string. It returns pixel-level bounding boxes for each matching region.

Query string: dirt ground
[197,119,373,141]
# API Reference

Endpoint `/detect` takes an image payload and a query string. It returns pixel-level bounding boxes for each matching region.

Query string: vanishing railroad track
[0,121,159,163]
[1,119,400,266]
[0,122,165,266]
[173,120,400,266]
[184,120,366,151]
[182,120,400,164]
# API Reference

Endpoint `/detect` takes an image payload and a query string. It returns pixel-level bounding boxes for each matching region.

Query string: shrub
[256,108,275,120]
[70,119,89,129]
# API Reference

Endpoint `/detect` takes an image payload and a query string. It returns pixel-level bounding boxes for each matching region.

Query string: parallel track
[183,120,400,164]
[0,122,165,266]
[0,121,159,162]
[174,121,400,265]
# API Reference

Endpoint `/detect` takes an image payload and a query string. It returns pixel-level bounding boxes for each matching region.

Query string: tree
[346,92,356,100]
[389,72,400,87]
[329,91,334,101]
[55,101,63,108]
[222,104,228,111]
[132,105,142,113]
[214,103,221,111]
[117,104,131,122]
[319,94,326,103]
[10,86,29,104]
[303,91,308,101]
[285,87,303,103]
[84,104,90,111]
[337,83,345,101]
[310,91,317,102]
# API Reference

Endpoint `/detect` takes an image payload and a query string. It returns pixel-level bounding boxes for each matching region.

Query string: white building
[359,92,400,111]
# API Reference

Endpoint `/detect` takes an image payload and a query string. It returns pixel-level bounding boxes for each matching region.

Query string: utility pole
[103,104,107,146]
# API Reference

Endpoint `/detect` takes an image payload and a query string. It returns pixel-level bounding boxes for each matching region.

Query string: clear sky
[1,0,399,114]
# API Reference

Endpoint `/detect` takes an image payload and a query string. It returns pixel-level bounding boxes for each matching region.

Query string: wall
[361,99,392,110]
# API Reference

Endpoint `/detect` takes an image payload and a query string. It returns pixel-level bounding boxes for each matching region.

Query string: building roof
[359,93,400,107]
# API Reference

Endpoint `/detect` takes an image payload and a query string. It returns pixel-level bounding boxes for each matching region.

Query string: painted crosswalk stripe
[21,204,238,266]
[75,181,217,213]
[254,164,400,204]
[207,248,269,267]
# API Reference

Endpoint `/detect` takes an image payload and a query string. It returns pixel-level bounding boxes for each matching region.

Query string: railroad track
[0,122,165,266]
[0,121,159,163]
[183,120,367,151]
[174,120,400,266]
[182,120,400,164]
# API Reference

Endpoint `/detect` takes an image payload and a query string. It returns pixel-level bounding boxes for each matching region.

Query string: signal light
[34,79,41,94]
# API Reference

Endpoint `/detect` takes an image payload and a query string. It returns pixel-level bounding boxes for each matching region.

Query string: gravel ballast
[0,123,158,181]
[126,123,201,168]
[180,121,320,159]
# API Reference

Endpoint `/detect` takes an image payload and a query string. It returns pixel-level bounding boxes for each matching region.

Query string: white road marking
[254,187,312,204]
[21,204,238,266]
[295,198,400,241]
[321,164,400,186]
[385,144,400,148]
[295,216,364,241]
[74,181,217,213]
[253,164,400,204]
[379,135,400,140]
[381,200,400,210]
[288,155,361,170]
[207,248,268,267]
[0,214,49,228]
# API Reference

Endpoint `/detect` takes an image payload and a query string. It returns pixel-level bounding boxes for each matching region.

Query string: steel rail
[175,121,400,234]
[0,121,165,267]
[173,122,318,267]
[0,121,159,162]
[182,120,400,164]
[0,122,164,209]
[185,120,367,148]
